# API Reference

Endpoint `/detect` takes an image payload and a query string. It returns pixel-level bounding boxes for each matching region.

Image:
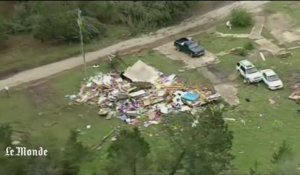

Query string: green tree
[10,2,36,33]
[230,8,253,27]
[244,41,255,50]
[0,124,89,175]
[248,161,264,175]
[0,123,12,147]
[10,1,196,39]
[271,141,293,164]
[17,1,105,43]
[106,127,150,175]
[270,160,300,175]
[117,1,195,35]
[0,18,8,44]
[0,123,28,175]
[59,130,89,175]
[268,141,300,175]
[162,106,234,175]
[23,157,56,175]
[81,1,121,24]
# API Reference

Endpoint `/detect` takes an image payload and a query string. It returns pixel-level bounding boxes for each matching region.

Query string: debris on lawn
[43,121,58,127]
[259,52,266,61]
[240,119,246,126]
[192,120,199,127]
[92,64,100,68]
[226,20,232,30]
[269,98,276,105]
[12,140,21,145]
[11,131,25,146]
[224,118,236,122]
[277,50,292,59]
[67,60,221,127]
[229,47,245,56]
[289,87,300,103]
[3,86,10,97]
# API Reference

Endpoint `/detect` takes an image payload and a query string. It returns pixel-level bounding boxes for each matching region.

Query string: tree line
[0,1,196,45]
[1,106,297,175]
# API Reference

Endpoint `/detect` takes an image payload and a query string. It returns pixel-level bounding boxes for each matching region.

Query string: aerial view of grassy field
[1,1,300,175]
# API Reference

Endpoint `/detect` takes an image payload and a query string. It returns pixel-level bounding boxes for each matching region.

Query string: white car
[236,60,263,83]
[261,69,283,90]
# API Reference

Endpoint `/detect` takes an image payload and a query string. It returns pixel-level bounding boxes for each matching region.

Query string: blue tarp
[181,92,200,102]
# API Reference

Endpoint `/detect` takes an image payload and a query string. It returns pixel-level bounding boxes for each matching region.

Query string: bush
[32,10,106,43]
[237,48,248,56]
[108,54,120,70]
[117,1,194,34]
[82,2,120,24]
[244,41,255,50]
[11,2,35,33]
[230,8,253,27]
[231,47,248,56]
[9,1,196,41]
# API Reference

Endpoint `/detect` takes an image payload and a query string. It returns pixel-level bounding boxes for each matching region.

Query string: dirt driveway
[154,42,218,69]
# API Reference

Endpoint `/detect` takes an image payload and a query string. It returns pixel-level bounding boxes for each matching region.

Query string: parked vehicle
[236,59,263,83]
[261,69,283,90]
[174,37,205,57]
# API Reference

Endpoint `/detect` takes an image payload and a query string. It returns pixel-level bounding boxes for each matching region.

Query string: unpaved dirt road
[0,1,269,90]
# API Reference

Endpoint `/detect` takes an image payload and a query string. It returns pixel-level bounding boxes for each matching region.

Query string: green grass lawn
[221,49,300,174]
[228,85,300,174]
[213,54,243,75]
[195,32,252,54]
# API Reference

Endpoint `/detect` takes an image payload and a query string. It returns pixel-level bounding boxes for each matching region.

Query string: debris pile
[289,87,300,103]
[67,60,221,127]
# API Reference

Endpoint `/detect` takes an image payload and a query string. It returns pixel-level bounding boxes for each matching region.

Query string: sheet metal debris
[67,60,221,127]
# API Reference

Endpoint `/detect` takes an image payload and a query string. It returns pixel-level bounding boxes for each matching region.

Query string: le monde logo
[5,146,48,157]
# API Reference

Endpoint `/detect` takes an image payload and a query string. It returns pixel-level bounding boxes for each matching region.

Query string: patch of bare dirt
[197,67,240,106]
[255,38,284,55]
[289,73,300,89]
[215,32,249,38]
[207,65,229,82]
[26,82,58,108]
[214,83,240,106]
[265,13,300,44]
[249,16,265,39]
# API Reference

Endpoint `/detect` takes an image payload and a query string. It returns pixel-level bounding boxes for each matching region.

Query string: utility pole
[77,8,87,78]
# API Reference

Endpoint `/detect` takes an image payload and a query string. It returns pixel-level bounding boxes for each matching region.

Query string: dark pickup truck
[174,37,205,57]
